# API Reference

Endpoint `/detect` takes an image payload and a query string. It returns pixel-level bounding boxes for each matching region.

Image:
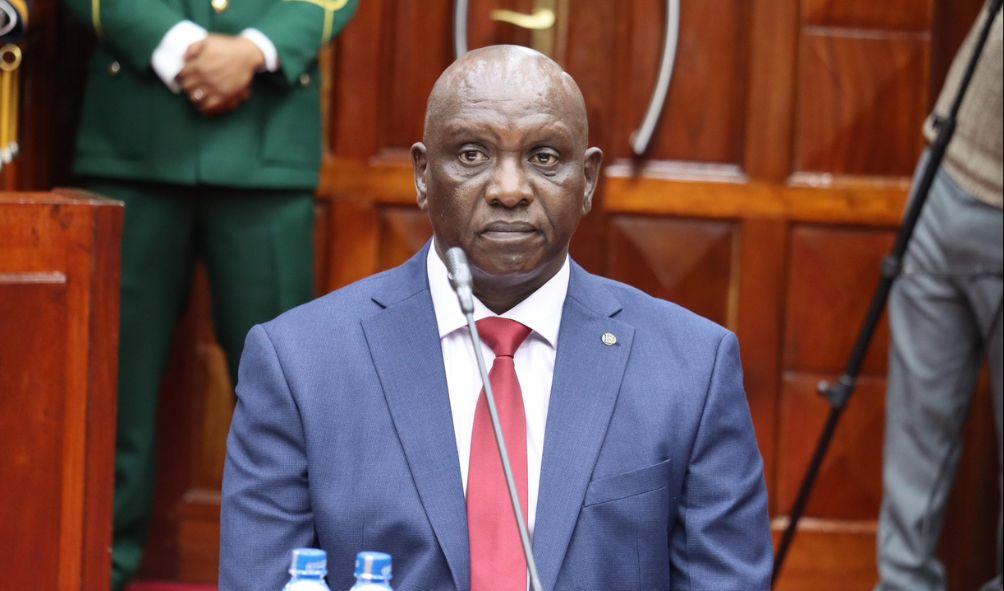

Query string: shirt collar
[427,245,569,348]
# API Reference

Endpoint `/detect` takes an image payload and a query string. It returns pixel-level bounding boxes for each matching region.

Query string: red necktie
[468,317,533,591]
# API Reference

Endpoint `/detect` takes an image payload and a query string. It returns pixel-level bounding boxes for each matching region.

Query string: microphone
[443,247,544,591]
[444,247,475,314]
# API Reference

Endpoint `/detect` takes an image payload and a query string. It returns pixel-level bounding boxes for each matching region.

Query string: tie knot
[476,317,532,357]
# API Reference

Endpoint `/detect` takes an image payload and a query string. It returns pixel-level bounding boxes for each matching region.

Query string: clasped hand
[177,34,264,116]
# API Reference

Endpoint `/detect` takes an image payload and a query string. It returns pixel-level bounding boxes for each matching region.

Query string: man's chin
[469,254,543,284]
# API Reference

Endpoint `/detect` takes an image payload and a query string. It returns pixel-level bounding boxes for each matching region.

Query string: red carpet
[127,583,217,591]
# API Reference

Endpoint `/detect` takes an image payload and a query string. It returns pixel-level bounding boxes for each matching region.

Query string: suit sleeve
[252,0,359,85]
[670,332,774,590]
[61,0,184,72]
[220,324,315,591]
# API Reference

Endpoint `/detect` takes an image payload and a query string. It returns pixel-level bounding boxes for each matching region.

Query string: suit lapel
[361,247,471,591]
[532,264,634,591]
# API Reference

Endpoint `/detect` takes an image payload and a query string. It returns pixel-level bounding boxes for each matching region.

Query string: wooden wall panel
[795,33,930,176]
[562,0,618,150]
[0,281,68,591]
[744,0,798,180]
[773,525,876,591]
[611,0,749,163]
[776,376,885,519]
[380,1,454,153]
[802,0,933,30]
[377,206,434,269]
[783,226,894,375]
[605,215,737,327]
[735,218,787,513]
[330,0,385,158]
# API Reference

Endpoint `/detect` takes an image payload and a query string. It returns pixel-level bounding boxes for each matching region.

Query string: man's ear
[411,142,429,210]
[581,147,604,215]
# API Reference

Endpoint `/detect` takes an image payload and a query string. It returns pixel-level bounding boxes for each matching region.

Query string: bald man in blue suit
[220,45,772,590]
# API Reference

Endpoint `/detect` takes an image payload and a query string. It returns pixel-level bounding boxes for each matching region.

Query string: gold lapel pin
[601,332,617,346]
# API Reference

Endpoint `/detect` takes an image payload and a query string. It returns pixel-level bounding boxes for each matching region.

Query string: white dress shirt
[151,21,279,93]
[427,247,569,535]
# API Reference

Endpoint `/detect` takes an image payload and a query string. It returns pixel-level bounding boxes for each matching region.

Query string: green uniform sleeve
[62,0,183,72]
[252,0,359,85]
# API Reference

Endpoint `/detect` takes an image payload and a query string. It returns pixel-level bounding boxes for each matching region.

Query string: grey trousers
[876,156,1003,591]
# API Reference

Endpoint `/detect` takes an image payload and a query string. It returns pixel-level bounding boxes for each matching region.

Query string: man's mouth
[480,221,539,241]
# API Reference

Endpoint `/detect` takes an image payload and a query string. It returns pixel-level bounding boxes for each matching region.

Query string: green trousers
[83,179,315,590]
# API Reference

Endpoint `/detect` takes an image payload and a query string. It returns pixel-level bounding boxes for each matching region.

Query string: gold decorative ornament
[0,43,22,168]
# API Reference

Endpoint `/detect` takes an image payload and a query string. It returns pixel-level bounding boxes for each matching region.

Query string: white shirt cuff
[151,20,208,93]
[240,28,279,72]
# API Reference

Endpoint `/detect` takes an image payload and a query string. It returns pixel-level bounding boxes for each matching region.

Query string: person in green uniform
[61,1,359,588]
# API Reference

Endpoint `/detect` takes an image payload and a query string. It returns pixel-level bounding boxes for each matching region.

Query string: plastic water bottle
[283,548,331,590]
[349,551,393,590]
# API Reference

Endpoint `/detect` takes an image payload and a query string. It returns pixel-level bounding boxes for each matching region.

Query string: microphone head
[444,247,472,289]
[444,247,475,314]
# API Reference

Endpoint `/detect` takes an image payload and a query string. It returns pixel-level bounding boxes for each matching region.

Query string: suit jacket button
[299,73,312,87]
[108,61,121,75]
[211,0,229,13]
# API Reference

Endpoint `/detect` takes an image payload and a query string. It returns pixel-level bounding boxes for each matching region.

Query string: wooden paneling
[377,206,434,269]
[783,226,894,375]
[735,218,788,511]
[604,167,910,224]
[776,376,885,518]
[772,521,877,590]
[0,281,68,591]
[611,0,749,163]
[329,0,385,158]
[744,0,799,180]
[802,0,933,30]
[605,216,737,327]
[380,1,454,153]
[795,32,930,176]
[0,191,122,591]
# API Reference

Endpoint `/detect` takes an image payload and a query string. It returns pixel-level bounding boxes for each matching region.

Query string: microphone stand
[446,248,544,591]
[771,0,1003,586]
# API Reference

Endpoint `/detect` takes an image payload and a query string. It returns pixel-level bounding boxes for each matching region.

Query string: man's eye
[531,152,558,165]
[459,149,488,163]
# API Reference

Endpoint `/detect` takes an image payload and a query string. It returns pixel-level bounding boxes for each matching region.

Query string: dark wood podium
[0,191,123,590]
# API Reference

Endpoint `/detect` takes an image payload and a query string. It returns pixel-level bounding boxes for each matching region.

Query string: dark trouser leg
[197,187,315,383]
[84,179,197,591]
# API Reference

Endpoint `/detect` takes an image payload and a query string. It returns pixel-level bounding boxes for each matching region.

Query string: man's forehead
[438,107,577,140]
[425,46,588,140]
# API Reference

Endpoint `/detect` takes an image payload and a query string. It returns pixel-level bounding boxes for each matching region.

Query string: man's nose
[485,155,533,208]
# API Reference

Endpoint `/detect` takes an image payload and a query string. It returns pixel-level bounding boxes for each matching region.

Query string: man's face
[412,58,602,297]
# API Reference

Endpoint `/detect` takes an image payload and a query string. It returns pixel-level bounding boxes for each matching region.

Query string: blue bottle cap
[290,548,327,576]
[354,551,392,581]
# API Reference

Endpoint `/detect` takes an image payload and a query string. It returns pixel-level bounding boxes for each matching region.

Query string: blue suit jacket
[220,244,772,590]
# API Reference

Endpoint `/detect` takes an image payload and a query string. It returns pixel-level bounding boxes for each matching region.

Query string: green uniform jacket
[65,0,358,189]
